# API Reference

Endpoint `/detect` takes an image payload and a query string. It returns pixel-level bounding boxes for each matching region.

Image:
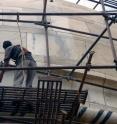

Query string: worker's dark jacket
[4,45,35,65]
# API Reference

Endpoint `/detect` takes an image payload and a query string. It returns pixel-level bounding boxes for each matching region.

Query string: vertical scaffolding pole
[76,0,81,4]
[101,0,117,64]
[42,0,50,68]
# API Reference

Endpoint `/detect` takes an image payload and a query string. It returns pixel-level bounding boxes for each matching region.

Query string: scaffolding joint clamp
[103,13,109,20]
[114,59,117,71]
[86,63,91,71]
[66,76,72,81]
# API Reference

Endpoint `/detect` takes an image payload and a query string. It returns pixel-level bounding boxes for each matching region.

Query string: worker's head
[3,40,12,49]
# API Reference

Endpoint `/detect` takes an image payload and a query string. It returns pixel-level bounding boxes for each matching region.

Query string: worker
[2,40,37,88]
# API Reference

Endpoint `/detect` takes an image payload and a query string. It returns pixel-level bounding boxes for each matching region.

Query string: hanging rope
[16,13,23,50]
[16,13,25,76]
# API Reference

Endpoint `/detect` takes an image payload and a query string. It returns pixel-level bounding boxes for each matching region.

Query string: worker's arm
[0,63,15,83]
[0,71,5,83]
[0,61,4,83]
[0,46,15,83]
[0,60,9,83]
[0,47,12,83]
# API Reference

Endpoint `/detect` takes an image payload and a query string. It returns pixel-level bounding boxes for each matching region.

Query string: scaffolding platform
[0,77,88,124]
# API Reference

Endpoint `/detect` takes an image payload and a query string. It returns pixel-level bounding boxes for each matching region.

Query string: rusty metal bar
[51,82,56,124]
[53,82,58,124]
[46,81,50,124]
[49,81,54,124]
[101,0,117,64]
[55,81,62,124]
[34,80,40,124]
[78,51,94,93]
[34,78,62,124]
[41,81,45,124]
[51,81,55,123]
[43,81,49,124]
[68,52,94,124]
[42,81,45,124]
[47,81,53,124]
[54,81,59,124]
[19,89,27,116]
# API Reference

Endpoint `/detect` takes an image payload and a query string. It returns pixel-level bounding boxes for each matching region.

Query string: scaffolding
[0,0,117,123]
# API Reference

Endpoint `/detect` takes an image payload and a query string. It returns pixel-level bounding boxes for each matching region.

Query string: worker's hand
[0,75,3,83]
[0,61,4,83]
[0,61,4,67]
[0,77,2,83]
[0,71,4,83]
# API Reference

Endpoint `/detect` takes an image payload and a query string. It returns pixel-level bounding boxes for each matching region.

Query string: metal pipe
[0,18,117,41]
[101,0,117,64]
[34,80,40,124]
[69,20,113,76]
[45,25,50,68]
[79,51,94,93]
[55,81,62,124]
[47,81,53,124]
[45,81,50,124]
[0,65,116,70]
[53,82,58,124]
[42,0,51,70]
[0,12,116,16]
[68,52,94,124]
[40,81,45,124]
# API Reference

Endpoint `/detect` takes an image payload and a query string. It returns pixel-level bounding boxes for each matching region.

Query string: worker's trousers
[13,59,37,88]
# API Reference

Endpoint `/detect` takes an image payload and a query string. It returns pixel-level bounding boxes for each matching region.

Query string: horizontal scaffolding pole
[0,18,117,41]
[0,12,116,16]
[0,65,116,70]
